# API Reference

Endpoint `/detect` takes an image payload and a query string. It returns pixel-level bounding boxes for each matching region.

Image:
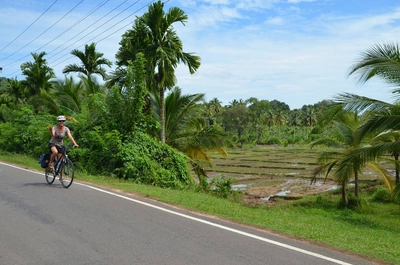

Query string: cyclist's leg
[48,143,58,168]
[56,145,64,162]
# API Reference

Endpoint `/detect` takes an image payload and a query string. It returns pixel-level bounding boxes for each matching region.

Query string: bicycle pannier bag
[38,154,50,168]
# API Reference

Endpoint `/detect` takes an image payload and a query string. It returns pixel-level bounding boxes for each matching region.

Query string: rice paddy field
[204,145,386,205]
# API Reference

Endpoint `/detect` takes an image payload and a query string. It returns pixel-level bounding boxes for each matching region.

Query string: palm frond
[368,162,396,193]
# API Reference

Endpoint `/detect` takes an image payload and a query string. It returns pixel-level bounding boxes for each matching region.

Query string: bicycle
[44,145,75,188]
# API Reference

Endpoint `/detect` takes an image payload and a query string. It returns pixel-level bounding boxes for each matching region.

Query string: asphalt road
[0,162,379,265]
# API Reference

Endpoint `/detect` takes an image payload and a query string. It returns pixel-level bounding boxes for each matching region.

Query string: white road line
[2,162,352,265]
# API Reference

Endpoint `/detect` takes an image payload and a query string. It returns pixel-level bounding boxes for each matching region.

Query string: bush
[210,175,234,198]
[0,106,53,156]
[266,136,282,145]
[338,193,362,209]
[114,132,192,189]
[371,187,392,203]
[73,127,122,174]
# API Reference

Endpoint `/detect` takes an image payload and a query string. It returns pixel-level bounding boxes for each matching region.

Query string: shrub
[73,127,122,174]
[210,175,234,198]
[114,132,192,189]
[0,106,53,156]
[338,193,362,209]
[371,187,392,203]
[266,136,282,145]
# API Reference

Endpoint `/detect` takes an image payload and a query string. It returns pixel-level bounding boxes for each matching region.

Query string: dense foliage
[1,0,400,206]
[0,1,330,191]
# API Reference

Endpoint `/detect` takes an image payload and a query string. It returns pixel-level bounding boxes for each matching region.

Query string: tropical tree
[51,76,83,115]
[301,105,317,126]
[20,52,55,112]
[0,78,28,105]
[21,52,55,96]
[222,104,251,147]
[338,42,400,185]
[311,111,366,204]
[228,99,247,107]
[115,1,201,143]
[270,99,290,112]
[348,42,400,85]
[287,109,302,126]
[152,86,231,180]
[265,109,275,126]
[247,98,271,143]
[63,42,112,81]
[204,97,223,126]
[274,109,287,126]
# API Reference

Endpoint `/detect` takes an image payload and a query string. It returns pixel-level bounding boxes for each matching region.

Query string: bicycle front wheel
[45,166,55,184]
[60,159,74,188]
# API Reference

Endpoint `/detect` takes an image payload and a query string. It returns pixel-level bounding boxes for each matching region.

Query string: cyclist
[47,115,78,168]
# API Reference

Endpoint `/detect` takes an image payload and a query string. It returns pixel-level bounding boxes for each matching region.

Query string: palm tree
[0,78,27,105]
[311,111,366,203]
[348,42,400,85]
[152,87,230,180]
[204,98,222,126]
[20,52,55,113]
[115,1,201,143]
[63,42,112,81]
[274,109,287,126]
[301,105,316,126]
[337,42,400,185]
[21,52,55,96]
[52,76,83,115]
[287,109,302,126]
[208,98,223,115]
[265,109,275,126]
[311,109,396,204]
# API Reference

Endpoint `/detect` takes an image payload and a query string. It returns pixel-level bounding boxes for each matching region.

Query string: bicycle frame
[45,145,75,188]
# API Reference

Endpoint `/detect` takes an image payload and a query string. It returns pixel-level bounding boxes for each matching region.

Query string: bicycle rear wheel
[45,166,55,184]
[60,159,74,188]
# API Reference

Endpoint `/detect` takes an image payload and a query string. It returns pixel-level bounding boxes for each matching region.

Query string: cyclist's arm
[48,126,55,137]
[67,131,78,147]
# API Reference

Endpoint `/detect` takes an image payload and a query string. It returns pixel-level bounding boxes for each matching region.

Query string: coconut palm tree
[310,108,396,204]
[63,42,112,81]
[204,98,223,126]
[52,76,83,115]
[348,42,400,85]
[152,86,231,180]
[311,111,366,203]
[287,109,302,126]
[336,42,400,185]
[301,105,317,126]
[274,109,287,126]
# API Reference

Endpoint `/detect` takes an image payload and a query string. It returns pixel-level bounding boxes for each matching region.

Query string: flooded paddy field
[204,145,388,205]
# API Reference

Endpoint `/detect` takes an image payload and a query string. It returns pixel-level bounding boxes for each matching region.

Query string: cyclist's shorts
[48,143,64,153]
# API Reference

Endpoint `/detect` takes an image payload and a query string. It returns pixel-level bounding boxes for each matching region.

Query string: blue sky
[1,0,400,109]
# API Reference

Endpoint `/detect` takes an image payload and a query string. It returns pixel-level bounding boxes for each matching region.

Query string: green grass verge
[1,153,399,265]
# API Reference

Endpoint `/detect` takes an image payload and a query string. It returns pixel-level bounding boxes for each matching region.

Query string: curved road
[0,162,378,265]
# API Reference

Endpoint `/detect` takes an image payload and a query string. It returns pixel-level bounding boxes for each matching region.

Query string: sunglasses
[58,120,66,122]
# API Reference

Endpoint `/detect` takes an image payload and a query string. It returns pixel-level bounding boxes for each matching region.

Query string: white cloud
[288,0,316,3]
[2,0,400,110]
[266,16,285,25]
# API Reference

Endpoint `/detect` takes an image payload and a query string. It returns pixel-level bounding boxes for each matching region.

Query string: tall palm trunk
[341,182,348,206]
[394,153,400,184]
[160,86,165,143]
[354,171,359,197]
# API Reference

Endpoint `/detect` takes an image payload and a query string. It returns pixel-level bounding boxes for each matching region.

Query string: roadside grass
[1,151,399,265]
